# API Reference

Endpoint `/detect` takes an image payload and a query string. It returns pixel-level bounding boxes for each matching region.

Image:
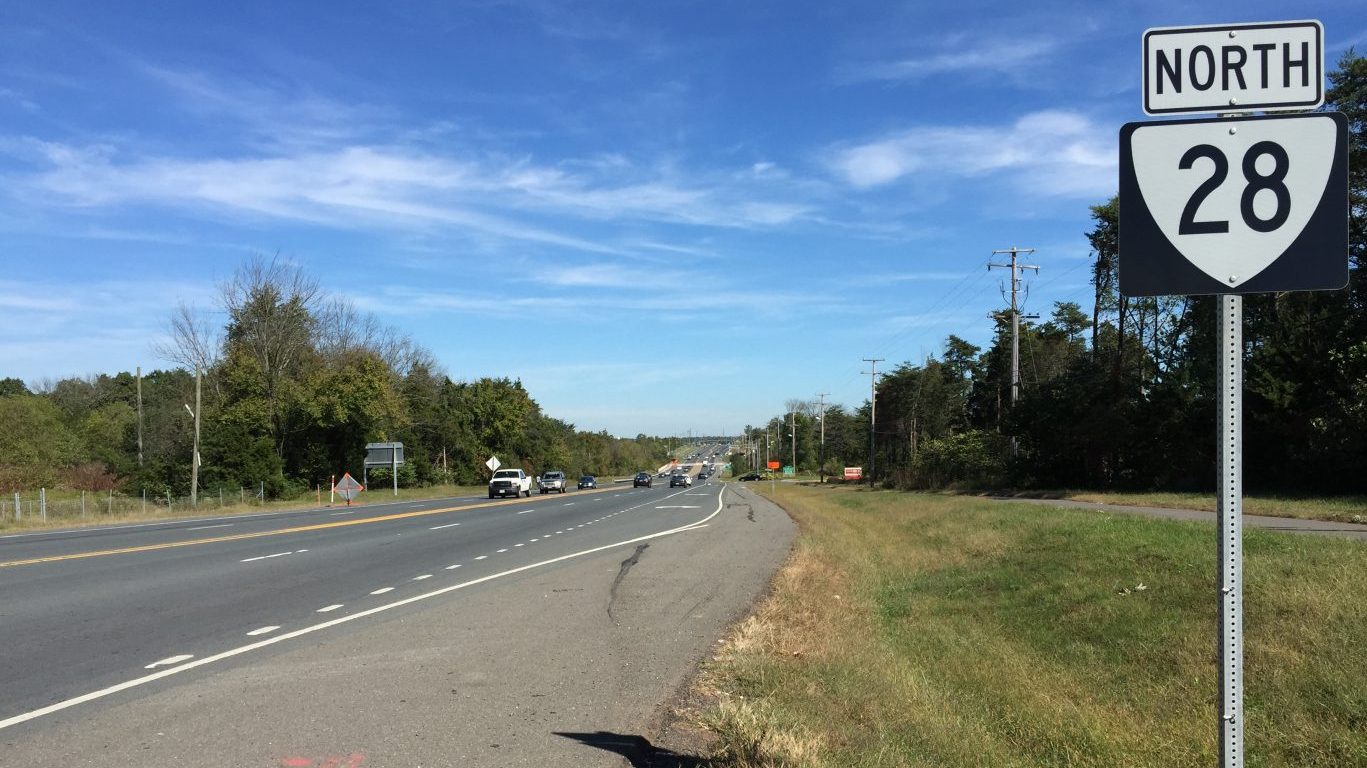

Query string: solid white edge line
[0,486,727,732]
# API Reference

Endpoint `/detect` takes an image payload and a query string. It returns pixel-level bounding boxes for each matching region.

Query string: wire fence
[1,484,270,524]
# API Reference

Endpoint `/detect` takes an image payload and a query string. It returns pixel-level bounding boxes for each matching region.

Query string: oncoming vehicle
[633,472,652,488]
[669,473,692,488]
[539,470,568,494]
[578,475,597,489]
[489,469,532,498]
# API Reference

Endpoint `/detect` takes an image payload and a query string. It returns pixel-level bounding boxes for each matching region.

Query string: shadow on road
[554,731,710,767]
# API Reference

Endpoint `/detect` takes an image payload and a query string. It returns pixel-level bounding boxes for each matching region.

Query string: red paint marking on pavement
[278,753,365,768]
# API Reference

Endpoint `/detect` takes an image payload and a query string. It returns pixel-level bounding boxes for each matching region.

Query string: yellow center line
[0,486,627,569]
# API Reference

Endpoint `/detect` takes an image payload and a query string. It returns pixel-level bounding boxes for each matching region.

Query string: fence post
[14,492,20,521]
[108,488,113,515]
[40,488,46,521]
[142,488,146,514]
[82,490,86,518]
[166,488,172,509]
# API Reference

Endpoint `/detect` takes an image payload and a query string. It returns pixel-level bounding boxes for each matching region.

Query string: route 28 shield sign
[1119,112,1347,296]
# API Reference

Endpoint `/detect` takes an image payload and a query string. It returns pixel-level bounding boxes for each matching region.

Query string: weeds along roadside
[692,485,1366,768]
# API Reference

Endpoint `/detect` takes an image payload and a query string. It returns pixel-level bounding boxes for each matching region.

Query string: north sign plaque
[1119,112,1347,297]
[1143,21,1323,115]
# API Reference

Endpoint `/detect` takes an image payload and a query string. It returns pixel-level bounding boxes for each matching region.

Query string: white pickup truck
[488,468,532,498]
[538,470,568,494]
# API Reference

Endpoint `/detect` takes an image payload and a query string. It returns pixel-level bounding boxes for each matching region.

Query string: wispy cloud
[140,65,389,150]
[0,277,219,380]
[842,37,1061,83]
[825,110,1114,198]
[0,87,40,113]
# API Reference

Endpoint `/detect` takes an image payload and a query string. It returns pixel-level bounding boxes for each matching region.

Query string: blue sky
[2,1,1364,437]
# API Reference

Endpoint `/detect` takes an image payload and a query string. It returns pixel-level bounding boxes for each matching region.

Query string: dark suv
[633,472,652,488]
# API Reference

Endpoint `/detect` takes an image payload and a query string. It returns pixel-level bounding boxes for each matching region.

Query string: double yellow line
[0,487,623,569]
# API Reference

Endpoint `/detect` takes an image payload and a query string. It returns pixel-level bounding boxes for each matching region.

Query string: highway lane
[0,479,722,732]
[0,490,527,563]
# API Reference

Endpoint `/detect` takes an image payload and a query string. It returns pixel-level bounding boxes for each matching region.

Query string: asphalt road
[0,476,793,766]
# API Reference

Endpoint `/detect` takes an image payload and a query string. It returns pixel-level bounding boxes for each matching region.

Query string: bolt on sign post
[1120,19,1345,768]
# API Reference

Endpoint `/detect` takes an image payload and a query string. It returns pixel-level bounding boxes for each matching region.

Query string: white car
[489,469,532,498]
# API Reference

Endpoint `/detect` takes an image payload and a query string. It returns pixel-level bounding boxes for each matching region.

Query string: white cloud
[841,35,1062,84]
[825,109,1115,197]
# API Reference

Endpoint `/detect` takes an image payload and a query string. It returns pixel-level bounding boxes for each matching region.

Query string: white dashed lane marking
[317,604,343,613]
[475,555,487,561]
[496,548,508,553]
[246,626,279,636]
[445,564,462,570]
[430,522,461,530]
[144,654,194,669]
[240,549,308,563]
[412,574,432,581]
[370,587,394,595]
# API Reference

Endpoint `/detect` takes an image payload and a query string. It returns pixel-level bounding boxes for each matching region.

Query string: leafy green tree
[0,396,83,489]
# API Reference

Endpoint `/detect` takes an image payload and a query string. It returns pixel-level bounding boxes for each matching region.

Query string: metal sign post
[1217,294,1244,764]
[1120,20,1346,768]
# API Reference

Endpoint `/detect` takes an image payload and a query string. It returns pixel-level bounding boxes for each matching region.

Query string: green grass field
[694,486,1365,767]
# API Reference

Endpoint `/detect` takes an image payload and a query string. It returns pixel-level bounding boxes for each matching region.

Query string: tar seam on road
[607,543,649,623]
[0,486,727,732]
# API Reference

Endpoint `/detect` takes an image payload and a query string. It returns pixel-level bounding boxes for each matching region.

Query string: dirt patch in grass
[989,489,1367,524]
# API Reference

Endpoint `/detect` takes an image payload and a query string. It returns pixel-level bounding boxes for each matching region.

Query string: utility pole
[136,366,144,468]
[789,409,796,475]
[989,247,1039,406]
[862,358,883,488]
[815,392,829,483]
[185,366,202,507]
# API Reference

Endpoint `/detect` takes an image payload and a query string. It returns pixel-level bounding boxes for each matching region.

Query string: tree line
[0,259,671,498]
[739,52,1366,494]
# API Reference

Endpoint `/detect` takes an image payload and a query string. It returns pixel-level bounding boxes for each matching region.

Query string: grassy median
[693,486,1365,767]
